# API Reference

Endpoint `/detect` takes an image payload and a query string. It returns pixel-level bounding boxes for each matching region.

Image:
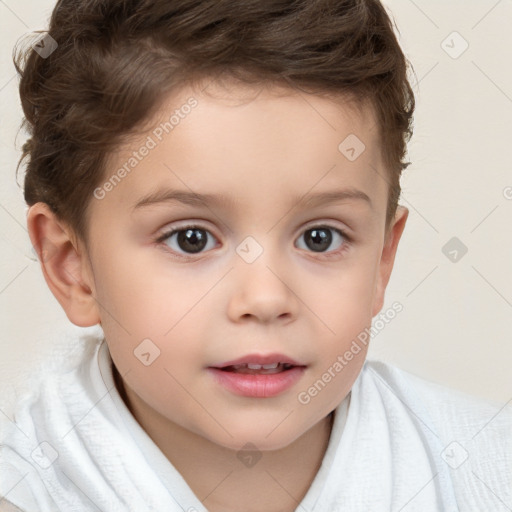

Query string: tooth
[247,363,263,370]
[262,363,279,369]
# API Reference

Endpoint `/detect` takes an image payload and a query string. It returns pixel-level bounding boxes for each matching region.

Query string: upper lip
[210,353,305,368]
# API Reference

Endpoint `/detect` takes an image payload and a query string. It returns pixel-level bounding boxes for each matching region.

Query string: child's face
[77,80,407,451]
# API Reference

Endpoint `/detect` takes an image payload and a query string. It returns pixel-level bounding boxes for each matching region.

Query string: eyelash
[155,222,352,260]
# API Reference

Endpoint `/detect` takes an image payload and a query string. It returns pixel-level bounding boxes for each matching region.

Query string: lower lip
[207,367,306,398]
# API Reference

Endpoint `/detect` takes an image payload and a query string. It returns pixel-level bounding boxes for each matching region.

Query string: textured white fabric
[0,328,510,511]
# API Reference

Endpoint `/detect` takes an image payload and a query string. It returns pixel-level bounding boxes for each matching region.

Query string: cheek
[93,249,213,365]
[92,243,195,325]
[317,260,378,328]
[309,254,377,378]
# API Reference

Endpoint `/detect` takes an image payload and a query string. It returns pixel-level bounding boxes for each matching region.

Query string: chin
[208,422,306,453]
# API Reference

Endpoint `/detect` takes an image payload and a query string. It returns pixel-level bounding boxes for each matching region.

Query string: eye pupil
[177,228,207,253]
[305,228,332,252]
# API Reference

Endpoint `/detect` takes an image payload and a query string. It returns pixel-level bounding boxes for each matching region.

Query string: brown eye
[296,225,347,254]
[175,228,208,253]
[158,225,217,255]
[304,227,332,252]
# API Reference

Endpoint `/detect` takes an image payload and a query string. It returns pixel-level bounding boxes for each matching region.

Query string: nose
[226,247,299,325]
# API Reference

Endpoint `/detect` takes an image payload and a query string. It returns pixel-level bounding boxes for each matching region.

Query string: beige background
[0,0,511,404]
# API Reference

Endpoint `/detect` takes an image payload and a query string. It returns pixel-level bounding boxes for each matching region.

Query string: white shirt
[1,328,510,511]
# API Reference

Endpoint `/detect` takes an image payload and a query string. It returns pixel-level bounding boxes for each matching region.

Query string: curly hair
[14,0,415,245]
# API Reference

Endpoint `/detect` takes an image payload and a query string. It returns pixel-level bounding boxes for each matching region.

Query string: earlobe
[371,206,409,317]
[26,202,100,327]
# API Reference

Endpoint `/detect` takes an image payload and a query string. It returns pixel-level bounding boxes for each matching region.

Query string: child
[1,0,510,511]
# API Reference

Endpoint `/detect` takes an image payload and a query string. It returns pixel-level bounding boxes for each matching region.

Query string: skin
[27,79,408,512]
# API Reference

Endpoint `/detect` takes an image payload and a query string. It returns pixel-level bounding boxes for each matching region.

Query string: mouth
[219,363,302,375]
[217,362,300,375]
[208,356,307,398]
[210,352,306,374]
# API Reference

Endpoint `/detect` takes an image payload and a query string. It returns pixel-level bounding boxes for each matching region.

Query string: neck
[113,363,335,512]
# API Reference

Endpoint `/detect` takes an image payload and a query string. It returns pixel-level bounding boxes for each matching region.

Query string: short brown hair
[14,0,415,245]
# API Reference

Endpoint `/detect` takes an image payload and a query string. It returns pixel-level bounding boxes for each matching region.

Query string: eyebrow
[132,187,372,211]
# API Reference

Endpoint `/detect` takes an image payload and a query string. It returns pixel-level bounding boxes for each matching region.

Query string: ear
[26,202,100,327]
[371,205,409,317]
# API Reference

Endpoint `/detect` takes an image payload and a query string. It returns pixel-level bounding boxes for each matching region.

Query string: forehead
[169,78,379,154]
[97,79,386,219]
